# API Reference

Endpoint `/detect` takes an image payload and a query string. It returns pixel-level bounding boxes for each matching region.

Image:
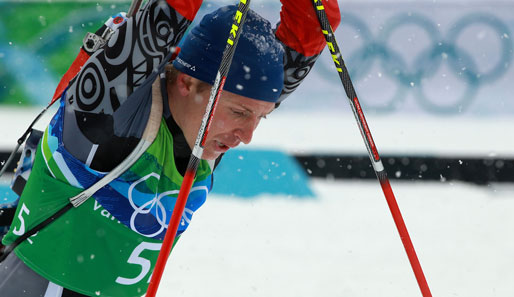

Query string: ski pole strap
[127,0,143,18]
[127,0,144,18]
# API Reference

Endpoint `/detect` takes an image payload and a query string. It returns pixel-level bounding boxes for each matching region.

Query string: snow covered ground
[157,179,514,297]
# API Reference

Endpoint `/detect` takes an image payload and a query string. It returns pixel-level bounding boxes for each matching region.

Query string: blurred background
[1,0,514,296]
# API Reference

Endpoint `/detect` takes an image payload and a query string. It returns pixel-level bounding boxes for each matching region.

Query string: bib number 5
[12,203,30,236]
[115,242,162,285]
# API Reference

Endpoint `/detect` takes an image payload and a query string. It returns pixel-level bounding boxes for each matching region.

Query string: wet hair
[165,64,211,94]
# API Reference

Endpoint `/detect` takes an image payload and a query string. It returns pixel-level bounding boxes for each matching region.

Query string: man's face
[181,78,275,160]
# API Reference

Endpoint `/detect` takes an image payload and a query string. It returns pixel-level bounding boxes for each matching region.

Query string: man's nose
[234,119,258,144]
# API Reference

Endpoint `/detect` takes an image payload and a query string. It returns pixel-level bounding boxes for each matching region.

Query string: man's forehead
[224,92,274,112]
[239,100,275,115]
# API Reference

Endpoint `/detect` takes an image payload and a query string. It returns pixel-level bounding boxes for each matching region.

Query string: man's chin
[200,150,223,161]
[200,142,231,160]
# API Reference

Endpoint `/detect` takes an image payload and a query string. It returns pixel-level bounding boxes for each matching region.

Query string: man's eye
[232,109,246,116]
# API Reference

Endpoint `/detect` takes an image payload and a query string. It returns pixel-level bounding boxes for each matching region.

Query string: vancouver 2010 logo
[127,172,208,239]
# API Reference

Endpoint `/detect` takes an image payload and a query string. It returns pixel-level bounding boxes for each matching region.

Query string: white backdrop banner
[1,0,512,118]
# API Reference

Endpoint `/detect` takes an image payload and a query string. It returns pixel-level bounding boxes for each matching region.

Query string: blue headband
[173,5,284,103]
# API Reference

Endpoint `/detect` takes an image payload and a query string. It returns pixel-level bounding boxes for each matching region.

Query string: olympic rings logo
[127,173,208,238]
[318,12,513,114]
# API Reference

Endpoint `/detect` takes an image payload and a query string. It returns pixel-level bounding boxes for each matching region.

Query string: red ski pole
[145,1,252,296]
[310,1,432,296]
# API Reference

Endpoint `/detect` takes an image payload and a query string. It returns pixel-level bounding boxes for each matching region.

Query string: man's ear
[176,72,194,97]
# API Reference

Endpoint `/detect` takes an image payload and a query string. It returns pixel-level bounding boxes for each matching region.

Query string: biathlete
[0,0,340,296]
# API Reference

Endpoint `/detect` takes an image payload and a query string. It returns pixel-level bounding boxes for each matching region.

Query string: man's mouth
[215,140,230,151]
